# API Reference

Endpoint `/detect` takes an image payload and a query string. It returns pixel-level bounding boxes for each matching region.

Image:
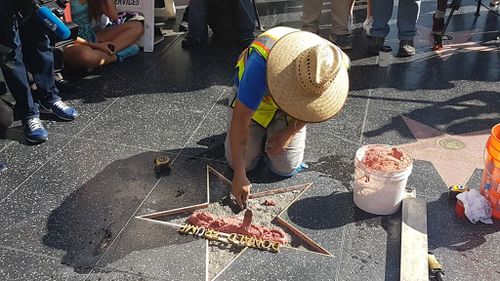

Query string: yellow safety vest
[231,27,351,128]
[232,27,298,128]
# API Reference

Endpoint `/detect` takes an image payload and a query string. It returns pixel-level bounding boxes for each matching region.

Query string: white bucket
[353,145,413,215]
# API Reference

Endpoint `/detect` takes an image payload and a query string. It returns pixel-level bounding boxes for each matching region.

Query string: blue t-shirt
[235,52,267,111]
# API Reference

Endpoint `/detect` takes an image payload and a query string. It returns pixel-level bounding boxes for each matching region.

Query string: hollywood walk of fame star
[137,166,330,280]
[398,116,490,187]
[414,25,499,61]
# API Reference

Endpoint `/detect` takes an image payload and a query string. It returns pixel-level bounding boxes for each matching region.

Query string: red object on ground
[455,199,465,219]
[187,211,288,244]
[63,2,72,22]
[262,199,277,206]
[362,146,412,172]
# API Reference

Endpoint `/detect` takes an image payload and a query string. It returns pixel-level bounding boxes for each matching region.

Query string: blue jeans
[188,0,255,41]
[370,0,421,41]
[0,0,60,122]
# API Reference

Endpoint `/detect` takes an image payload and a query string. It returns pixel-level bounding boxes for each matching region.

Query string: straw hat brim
[267,31,350,123]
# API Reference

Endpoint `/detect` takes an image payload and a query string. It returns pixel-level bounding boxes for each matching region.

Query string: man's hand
[231,173,251,209]
[266,127,294,155]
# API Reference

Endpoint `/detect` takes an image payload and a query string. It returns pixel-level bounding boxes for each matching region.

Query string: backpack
[207,0,238,46]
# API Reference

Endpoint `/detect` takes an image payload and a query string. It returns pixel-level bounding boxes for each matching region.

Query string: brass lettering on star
[177,224,282,253]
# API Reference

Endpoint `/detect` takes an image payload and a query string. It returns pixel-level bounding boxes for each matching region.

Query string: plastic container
[353,145,413,215]
[480,123,500,219]
[488,188,500,219]
[376,46,392,67]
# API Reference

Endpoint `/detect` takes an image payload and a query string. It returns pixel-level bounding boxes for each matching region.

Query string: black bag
[207,0,238,46]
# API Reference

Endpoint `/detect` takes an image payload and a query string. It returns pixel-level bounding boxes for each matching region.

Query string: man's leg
[433,0,447,33]
[182,0,208,48]
[237,0,256,44]
[367,0,394,54]
[302,0,324,33]
[396,0,421,56]
[19,20,60,105]
[329,0,354,50]
[19,19,78,121]
[0,2,38,122]
[0,3,48,143]
[265,113,306,177]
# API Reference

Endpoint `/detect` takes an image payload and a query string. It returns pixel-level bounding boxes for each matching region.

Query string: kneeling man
[225,27,351,208]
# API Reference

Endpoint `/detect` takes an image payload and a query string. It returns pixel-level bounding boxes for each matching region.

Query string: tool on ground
[400,196,429,281]
[154,156,171,176]
[428,252,445,281]
[448,184,470,199]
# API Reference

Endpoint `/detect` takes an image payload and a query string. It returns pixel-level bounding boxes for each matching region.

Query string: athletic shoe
[432,14,445,34]
[24,117,48,143]
[398,40,416,57]
[116,44,140,62]
[39,100,79,121]
[329,33,353,50]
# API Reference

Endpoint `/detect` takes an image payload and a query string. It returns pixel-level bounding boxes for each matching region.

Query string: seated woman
[64,0,145,69]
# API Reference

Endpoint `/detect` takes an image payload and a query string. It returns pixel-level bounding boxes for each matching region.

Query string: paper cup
[376,46,392,67]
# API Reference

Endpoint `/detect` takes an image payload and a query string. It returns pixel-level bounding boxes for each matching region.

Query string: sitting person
[1,0,79,143]
[182,0,256,48]
[64,0,144,70]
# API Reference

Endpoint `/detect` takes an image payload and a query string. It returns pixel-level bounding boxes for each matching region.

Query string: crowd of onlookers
[1,0,499,144]
[0,0,145,144]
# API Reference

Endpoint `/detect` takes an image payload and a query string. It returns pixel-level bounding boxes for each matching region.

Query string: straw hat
[267,31,350,123]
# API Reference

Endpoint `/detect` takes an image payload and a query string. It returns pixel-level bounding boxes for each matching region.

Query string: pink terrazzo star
[398,116,490,187]
[415,25,499,61]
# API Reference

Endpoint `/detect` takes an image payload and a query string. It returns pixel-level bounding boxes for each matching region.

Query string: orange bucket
[489,188,500,219]
[480,123,500,219]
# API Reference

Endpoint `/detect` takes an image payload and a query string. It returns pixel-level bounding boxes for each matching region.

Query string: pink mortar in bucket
[353,144,413,215]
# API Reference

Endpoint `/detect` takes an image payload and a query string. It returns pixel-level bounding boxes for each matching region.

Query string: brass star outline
[136,166,332,280]
[398,116,490,187]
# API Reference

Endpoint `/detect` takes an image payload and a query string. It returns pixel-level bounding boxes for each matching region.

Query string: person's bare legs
[63,44,117,69]
[96,21,144,52]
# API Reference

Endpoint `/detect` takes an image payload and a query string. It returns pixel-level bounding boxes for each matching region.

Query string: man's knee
[267,154,303,177]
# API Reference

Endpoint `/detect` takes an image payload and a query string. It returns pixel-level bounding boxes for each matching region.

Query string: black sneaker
[329,33,352,50]
[398,40,416,57]
[181,36,205,49]
[367,36,385,55]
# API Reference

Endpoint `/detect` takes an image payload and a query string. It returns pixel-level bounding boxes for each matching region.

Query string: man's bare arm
[229,100,254,208]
